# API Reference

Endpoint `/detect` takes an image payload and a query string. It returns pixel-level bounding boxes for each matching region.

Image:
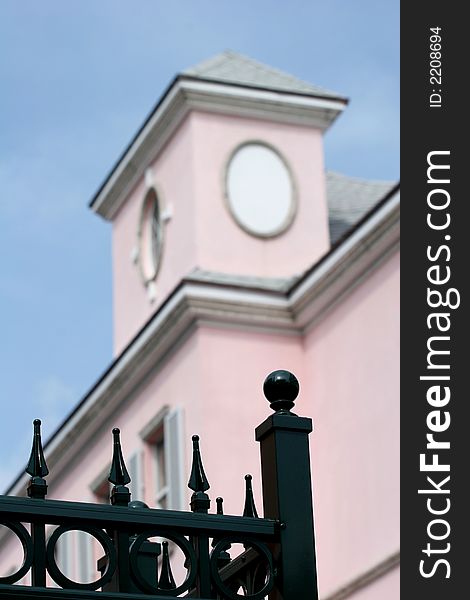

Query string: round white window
[139,188,163,283]
[225,142,295,237]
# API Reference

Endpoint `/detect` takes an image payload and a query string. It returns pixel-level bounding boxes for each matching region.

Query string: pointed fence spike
[26,419,49,499]
[188,435,211,513]
[26,419,49,478]
[212,496,232,565]
[188,435,210,492]
[158,541,176,590]
[243,474,259,518]
[108,428,131,506]
[212,497,226,545]
[108,428,131,486]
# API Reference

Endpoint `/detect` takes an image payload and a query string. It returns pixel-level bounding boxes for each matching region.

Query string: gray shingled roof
[183,51,344,100]
[326,171,396,244]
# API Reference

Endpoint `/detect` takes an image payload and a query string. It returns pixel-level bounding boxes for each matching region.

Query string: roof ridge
[183,50,344,99]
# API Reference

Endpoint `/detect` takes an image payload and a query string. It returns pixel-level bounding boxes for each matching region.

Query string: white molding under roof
[7,190,399,497]
[90,77,346,221]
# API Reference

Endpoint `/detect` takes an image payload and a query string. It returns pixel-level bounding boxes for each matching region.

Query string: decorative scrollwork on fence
[0,522,34,585]
[210,537,275,600]
[46,525,117,590]
[128,530,197,596]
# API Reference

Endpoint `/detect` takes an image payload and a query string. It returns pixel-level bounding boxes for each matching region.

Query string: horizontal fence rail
[0,497,279,538]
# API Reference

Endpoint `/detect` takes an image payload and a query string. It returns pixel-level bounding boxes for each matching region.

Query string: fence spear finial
[188,435,210,513]
[26,419,49,498]
[158,541,176,590]
[212,497,232,566]
[108,428,131,506]
[242,474,259,518]
[188,435,210,492]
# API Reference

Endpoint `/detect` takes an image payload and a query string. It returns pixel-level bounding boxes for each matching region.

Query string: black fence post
[255,370,319,600]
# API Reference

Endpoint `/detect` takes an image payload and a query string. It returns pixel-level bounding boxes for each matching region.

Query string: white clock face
[225,143,295,237]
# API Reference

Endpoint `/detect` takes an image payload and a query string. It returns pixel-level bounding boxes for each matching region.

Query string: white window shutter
[76,530,93,583]
[128,452,144,501]
[56,530,72,580]
[164,407,185,510]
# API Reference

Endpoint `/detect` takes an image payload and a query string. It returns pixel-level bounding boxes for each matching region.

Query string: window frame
[140,406,185,511]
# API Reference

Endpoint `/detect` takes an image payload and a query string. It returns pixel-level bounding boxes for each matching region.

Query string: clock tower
[90,52,347,353]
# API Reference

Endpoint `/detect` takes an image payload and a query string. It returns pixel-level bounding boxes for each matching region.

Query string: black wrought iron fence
[0,370,318,600]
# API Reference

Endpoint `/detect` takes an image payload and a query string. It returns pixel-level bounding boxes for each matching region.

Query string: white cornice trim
[90,79,346,221]
[7,193,399,496]
[180,79,346,127]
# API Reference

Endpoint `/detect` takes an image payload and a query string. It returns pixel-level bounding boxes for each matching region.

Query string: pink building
[0,52,399,598]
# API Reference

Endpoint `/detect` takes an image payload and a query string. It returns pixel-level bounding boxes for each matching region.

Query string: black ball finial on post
[263,370,299,414]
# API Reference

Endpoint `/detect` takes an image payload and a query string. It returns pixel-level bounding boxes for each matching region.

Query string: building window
[153,428,168,509]
[141,407,185,511]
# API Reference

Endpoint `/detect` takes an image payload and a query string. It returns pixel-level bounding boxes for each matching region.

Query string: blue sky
[0,1,399,490]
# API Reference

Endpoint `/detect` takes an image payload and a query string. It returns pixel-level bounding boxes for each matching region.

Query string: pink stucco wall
[304,251,400,597]
[112,111,329,355]
[0,249,399,595]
